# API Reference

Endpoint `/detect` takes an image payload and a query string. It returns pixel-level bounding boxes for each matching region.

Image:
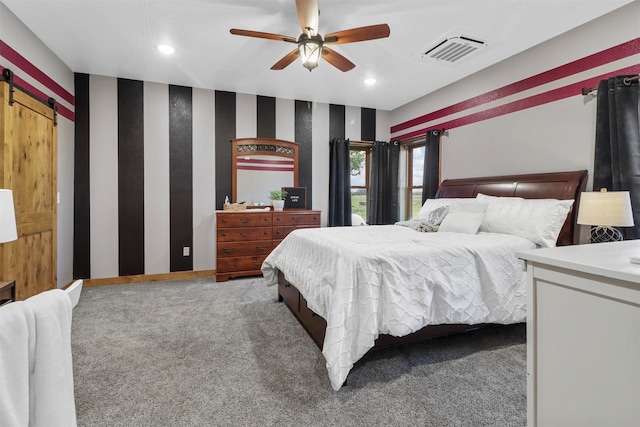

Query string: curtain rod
[581,74,640,95]
[398,129,449,146]
[349,140,401,147]
[349,129,449,147]
[349,140,375,147]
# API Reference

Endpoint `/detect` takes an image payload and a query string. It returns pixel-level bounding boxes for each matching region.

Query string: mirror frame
[231,138,299,203]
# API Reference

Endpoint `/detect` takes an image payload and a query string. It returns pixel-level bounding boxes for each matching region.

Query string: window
[350,147,370,220]
[407,143,425,219]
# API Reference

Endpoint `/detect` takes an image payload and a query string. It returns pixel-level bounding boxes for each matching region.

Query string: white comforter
[261,225,536,390]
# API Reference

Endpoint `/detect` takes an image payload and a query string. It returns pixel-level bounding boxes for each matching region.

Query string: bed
[261,170,588,390]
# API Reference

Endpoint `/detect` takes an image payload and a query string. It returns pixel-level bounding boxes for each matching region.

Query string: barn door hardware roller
[2,68,16,106]
[48,97,58,126]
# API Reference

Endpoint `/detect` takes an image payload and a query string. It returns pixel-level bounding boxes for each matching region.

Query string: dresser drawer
[217,241,272,257]
[298,293,327,348]
[216,256,244,273]
[284,212,321,226]
[244,255,266,272]
[217,212,272,228]
[273,211,321,226]
[278,280,300,312]
[273,212,286,226]
[217,227,272,242]
[217,255,267,273]
[273,226,295,240]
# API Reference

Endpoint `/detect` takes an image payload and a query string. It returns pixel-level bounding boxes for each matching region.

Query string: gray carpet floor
[71,276,526,426]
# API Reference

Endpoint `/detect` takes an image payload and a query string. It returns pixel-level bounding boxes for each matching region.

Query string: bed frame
[277,170,588,351]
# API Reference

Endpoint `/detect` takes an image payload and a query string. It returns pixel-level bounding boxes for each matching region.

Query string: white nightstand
[518,241,640,427]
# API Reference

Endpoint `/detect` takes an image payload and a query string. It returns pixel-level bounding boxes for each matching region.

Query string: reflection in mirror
[237,155,294,205]
[231,138,299,206]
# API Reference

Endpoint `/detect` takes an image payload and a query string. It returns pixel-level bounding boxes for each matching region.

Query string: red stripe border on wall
[391,38,640,135]
[0,40,74,105]
[393,63,640,141]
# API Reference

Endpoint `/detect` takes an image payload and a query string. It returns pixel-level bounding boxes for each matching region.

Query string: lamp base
[589,226,623,243]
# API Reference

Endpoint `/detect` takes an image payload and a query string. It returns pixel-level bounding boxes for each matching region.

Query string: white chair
[65,280,83,308]
[351,214,366,226]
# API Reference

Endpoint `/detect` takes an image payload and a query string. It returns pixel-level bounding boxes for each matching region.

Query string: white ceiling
[3,0,633,110]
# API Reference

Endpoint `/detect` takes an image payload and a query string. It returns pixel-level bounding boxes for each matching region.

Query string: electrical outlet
[183,246,190,257]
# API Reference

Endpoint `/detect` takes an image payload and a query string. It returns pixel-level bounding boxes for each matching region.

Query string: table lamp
[577,188,634,243]
[0,189,17,243]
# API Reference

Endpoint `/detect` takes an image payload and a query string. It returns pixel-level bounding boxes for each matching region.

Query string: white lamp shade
[577,190,634,227]
[0,189,18,243]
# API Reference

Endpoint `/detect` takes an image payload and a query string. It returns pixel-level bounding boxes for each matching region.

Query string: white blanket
[27,289,77,427]
[0,301,35,426]
[0,289,76,427]
[262,225,535,390]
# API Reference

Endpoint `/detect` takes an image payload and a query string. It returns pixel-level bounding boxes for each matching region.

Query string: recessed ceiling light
[364,78,377,86]
[158,44,175,55]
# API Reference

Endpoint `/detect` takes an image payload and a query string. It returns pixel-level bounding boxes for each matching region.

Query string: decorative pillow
[394,219,439,233]
[437,212,485,234]
[416,198,487,220]
[476,193,574,247]
[425,205,449,226]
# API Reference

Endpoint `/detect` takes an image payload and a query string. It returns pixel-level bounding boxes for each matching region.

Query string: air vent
[415,36,487,63]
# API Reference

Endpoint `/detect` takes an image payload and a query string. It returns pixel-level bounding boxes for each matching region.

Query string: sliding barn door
[0,81,57,300]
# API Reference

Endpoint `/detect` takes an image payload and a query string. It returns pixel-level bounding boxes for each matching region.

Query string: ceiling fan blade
[295,0,319,36]
[271,49,300,70]
[230,29,297,43]
[324,24,390,44]
[321,47,355,72]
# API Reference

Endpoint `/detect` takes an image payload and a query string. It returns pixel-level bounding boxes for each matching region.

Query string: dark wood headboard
[435,170,588,246]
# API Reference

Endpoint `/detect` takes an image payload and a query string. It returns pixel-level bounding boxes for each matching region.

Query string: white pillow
[476,193,574,247]
[416,198,487,220]
[437,212,485,234]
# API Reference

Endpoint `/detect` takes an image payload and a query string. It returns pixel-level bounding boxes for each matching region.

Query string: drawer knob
[223,248,234,253]
[240,231,251,238]
[241,218,252,224]
[256,245,268,251]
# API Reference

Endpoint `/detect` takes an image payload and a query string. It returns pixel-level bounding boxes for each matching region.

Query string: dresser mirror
[231,138,299,206]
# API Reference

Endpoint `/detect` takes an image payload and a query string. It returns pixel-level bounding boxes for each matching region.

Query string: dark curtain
[594,75,640,239]
[368,141,400,225]
[422,130,442,203]
[328,138,352,226]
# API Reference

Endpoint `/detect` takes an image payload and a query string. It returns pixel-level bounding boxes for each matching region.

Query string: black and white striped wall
[73,74,389,279]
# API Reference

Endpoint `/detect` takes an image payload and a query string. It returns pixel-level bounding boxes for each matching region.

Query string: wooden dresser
[216,209,320,282]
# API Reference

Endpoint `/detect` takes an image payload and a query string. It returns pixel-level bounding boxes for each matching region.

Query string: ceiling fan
[230,0,390,72]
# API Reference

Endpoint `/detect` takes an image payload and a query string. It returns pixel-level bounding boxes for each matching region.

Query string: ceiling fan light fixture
[229,1,388,73]
[298,35,322,71]
[157,44,175,55]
